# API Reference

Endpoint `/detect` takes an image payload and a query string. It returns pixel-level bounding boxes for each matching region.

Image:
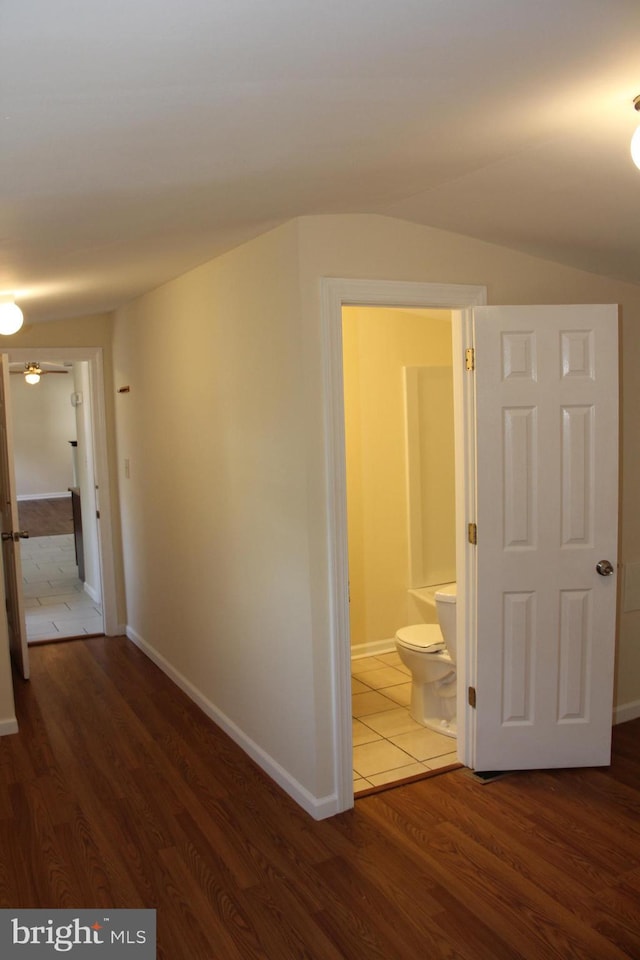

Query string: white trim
[351,639,396,659]
[17,492,70,502]
[83,581,101,604]
[614,699,640,724]
[452,308,478,771]
[126,627,340,820]
[320,278,487,815]
[90,350,119,636]
[0,717,18,736]
[8,346,119,637]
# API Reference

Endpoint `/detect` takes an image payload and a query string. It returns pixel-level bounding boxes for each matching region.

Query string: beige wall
[109,212,640,815]
[11,371,77,498]
[343,307,454,649]
[112,222,324,798]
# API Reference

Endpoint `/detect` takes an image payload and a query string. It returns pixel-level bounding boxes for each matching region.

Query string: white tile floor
[352,651,459,793]
[21,534,103,643]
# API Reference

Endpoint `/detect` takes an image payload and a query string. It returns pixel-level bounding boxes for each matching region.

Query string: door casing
[7,346,120,637]
[320,278,487,814]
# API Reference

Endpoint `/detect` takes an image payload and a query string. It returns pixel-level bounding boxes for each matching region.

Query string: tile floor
[21,534,104,642]
[352,651,459,793]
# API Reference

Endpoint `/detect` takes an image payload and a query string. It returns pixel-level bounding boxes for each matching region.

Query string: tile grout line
[22,534,104,641]
[352,652,458,792]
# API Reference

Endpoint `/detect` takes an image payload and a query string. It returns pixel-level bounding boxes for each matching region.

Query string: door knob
[1,531,29,542]
[596,560,614,576]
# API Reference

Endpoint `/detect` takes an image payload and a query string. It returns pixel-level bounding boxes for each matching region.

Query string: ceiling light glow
[0,300,24,336]
[23,363,41,385]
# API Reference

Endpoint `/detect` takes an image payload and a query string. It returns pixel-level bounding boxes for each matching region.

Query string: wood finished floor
[1,636,639,959]
[18,496,74,538]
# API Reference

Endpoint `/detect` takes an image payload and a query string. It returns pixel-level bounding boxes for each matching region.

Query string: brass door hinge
[468,686,477,709]
[468,522,477,545]
[465,347,475,371]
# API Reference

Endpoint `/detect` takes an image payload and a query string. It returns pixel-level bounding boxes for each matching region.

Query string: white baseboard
[17,492,71,501]
[614,699,640,724]
[0,717,18,736]
[351,638,396,660]
[83,581,101,604]
[125,626,340,820]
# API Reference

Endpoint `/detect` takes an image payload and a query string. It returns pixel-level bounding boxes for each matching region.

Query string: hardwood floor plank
[54,811,146,909]
[427,890,527,960]
[8,780,82,908]
[362,787,631,960]
[418,775,617,901]
[18,496,73,537]
[162,847,271,960]
[312,856,406,960]
[242,877,350,960]
[175,806,265,892]
[313,854,475,960]
[590,869,640,958]
[501,772,640,877]
[1,637,639,960]
[437,819,630,960]
[0,815,42,905]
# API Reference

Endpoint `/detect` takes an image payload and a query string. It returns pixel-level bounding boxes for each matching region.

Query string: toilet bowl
[395,584,457,738]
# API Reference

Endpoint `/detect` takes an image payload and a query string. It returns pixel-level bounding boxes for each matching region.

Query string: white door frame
[7,346,119,637]
[320,278,487,813]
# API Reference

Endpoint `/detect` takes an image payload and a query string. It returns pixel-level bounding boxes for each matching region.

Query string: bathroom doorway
[320,276,486,815]
[342,305,461,794]
[326,283,620,817]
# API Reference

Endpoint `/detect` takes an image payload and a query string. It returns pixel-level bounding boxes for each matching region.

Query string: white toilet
[395,583,457,738]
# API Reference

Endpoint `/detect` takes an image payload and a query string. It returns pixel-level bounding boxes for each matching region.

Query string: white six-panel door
[473,305,618,770]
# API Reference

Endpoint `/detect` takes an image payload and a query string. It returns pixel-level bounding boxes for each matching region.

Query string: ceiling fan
[10,362,70,384]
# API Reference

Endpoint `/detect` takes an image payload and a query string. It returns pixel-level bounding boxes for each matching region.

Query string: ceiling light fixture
[0,297,24,336]
[631,96,640,170]
[24,363,41,385]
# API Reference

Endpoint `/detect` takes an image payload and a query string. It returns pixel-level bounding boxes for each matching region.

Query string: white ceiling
[3,0,640,323]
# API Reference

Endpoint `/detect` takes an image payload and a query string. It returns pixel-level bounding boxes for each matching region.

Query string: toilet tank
[435,584,457,662]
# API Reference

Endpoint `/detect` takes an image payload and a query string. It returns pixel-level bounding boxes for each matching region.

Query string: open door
[0,354,29,679]
[472,304,618,770]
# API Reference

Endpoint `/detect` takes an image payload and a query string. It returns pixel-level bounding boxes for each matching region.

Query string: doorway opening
[342,305,461,794]
[320,278,486,816]
[6,345,119,663]
[10,358,104,643]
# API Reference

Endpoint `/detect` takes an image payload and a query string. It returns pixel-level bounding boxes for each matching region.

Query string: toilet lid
[396,624,445,652]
